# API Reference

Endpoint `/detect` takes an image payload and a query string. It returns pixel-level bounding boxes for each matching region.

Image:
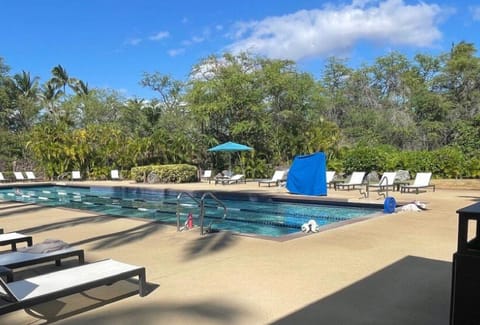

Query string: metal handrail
[378,176,389,198]
[199,192,227,235]
[365,175,391,198]
[176,192,201,231]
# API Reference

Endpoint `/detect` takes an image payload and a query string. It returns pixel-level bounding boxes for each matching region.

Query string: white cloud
[124,38,142,46]
[192,36,204,43]
[470,6,480,21]
[168,48,185,57]
[149,31,170,41]
[227,0,448,61]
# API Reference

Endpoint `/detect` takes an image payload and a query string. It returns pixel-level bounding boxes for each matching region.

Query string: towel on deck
[18,239,70,254]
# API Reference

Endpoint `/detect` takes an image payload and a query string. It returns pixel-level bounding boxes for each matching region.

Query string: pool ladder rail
[176,192,227,235]
[363,175,390,199]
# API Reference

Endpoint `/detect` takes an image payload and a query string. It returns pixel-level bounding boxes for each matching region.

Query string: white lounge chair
[367,172,397,197]
[13,172,25,182]
[111,169,121,180]
[336,172,366,191]
[400,172,435,194]
[200,170,213,183]
[25,171,36,181]
[0,232,33,251]
[0,172,6,182]
[216,174,245,185]
[71,171,82,181]
[0,259,146,315]
[0,245,84,281]
[258,170,286,187]
[326,171,336,188]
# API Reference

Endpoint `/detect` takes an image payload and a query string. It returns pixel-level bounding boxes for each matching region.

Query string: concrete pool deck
[0,179,479,324]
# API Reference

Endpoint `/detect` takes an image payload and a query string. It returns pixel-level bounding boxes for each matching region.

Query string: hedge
[131,164,197,183]
[337,145,479,179]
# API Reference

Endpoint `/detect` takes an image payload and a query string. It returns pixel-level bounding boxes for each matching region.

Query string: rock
[366,171,379,183]
[396,170,410,182]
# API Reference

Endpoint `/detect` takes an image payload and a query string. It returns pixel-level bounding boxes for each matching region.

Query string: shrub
[131,164,197,183]
[342,145,397,174]
[431,146,466,178]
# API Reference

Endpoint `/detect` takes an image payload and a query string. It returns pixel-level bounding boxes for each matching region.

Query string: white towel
[18,239,70,254]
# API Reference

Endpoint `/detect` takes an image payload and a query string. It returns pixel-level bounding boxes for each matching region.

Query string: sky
[1,0,479,99]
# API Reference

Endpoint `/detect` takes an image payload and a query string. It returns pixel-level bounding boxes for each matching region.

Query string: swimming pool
[0,185,382,238]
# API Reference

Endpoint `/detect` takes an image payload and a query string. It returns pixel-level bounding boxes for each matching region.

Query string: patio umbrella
[207,141,253,174]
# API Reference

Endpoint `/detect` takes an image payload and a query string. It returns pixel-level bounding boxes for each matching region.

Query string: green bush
[342,145,397,174]
[88,166,110,180]
[397,151,435,175]
[464,155,480,178]
[131,164,197,183]
[431,146,465,178]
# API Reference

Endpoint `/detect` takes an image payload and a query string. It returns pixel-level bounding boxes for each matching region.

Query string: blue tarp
[286,152,327,196]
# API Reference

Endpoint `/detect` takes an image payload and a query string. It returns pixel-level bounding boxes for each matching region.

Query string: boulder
[396,170,410,182]
[366,171,379,183]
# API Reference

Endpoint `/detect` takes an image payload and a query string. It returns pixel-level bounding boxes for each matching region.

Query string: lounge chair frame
[0,259,146,315]
[336,172,366,191]
[0,248,85,277]
[0,232,33,251]
[71,171,82,181]
[326,171,336,188]
[111,169,121,180]
[400,172,435,194]
[258,170,286,187]
[13,172,25,182]
[25,172,37,181]
[366,172,397,198]
[200,170,213,184]
[216,174,245,185]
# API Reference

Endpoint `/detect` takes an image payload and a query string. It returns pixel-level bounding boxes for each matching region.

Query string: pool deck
[0,179,479,324]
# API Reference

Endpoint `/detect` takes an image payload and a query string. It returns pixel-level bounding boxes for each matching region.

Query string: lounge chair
[400,172,435,194]
[0,232,33,251]
[216,174,245,185]
[25,171,36,181]
[71,171,82,181]
[200,170,213,183]
[0,245,84,281]
[258,170,286,187]
[326,171,336,188]
[0,258,146,315]
[111,169,121,180]
[336,172,366,191]
[0,172,6,183]
[367,172,397,197]
[13,172,25,182]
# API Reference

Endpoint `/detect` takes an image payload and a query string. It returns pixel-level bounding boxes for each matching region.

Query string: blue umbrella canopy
[207,142,253,174]
[207,141,253,152]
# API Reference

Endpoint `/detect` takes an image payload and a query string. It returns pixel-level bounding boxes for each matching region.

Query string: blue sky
[1,0,479,99]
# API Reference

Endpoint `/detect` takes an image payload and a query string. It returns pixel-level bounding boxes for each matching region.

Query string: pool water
[0,186,381,237]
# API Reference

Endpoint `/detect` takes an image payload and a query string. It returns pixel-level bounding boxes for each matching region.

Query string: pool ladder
[176,192,227,235]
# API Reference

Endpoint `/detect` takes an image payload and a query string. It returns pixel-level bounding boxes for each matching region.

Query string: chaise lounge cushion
[0,259,146,314]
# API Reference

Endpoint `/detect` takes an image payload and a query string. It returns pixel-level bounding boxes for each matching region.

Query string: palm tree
[50,64,71,94]
[70,79,89,96]
[12,70,39,98]
[40,81,64,117]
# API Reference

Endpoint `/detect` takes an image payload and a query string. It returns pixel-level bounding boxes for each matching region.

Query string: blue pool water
[0,186,381,237]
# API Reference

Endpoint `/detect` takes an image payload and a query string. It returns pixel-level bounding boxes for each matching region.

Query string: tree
[70,79,89,96]
[438,42,480,120]
[321,57,352,126]
[50,64,78,95]
[39,81,64,121]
